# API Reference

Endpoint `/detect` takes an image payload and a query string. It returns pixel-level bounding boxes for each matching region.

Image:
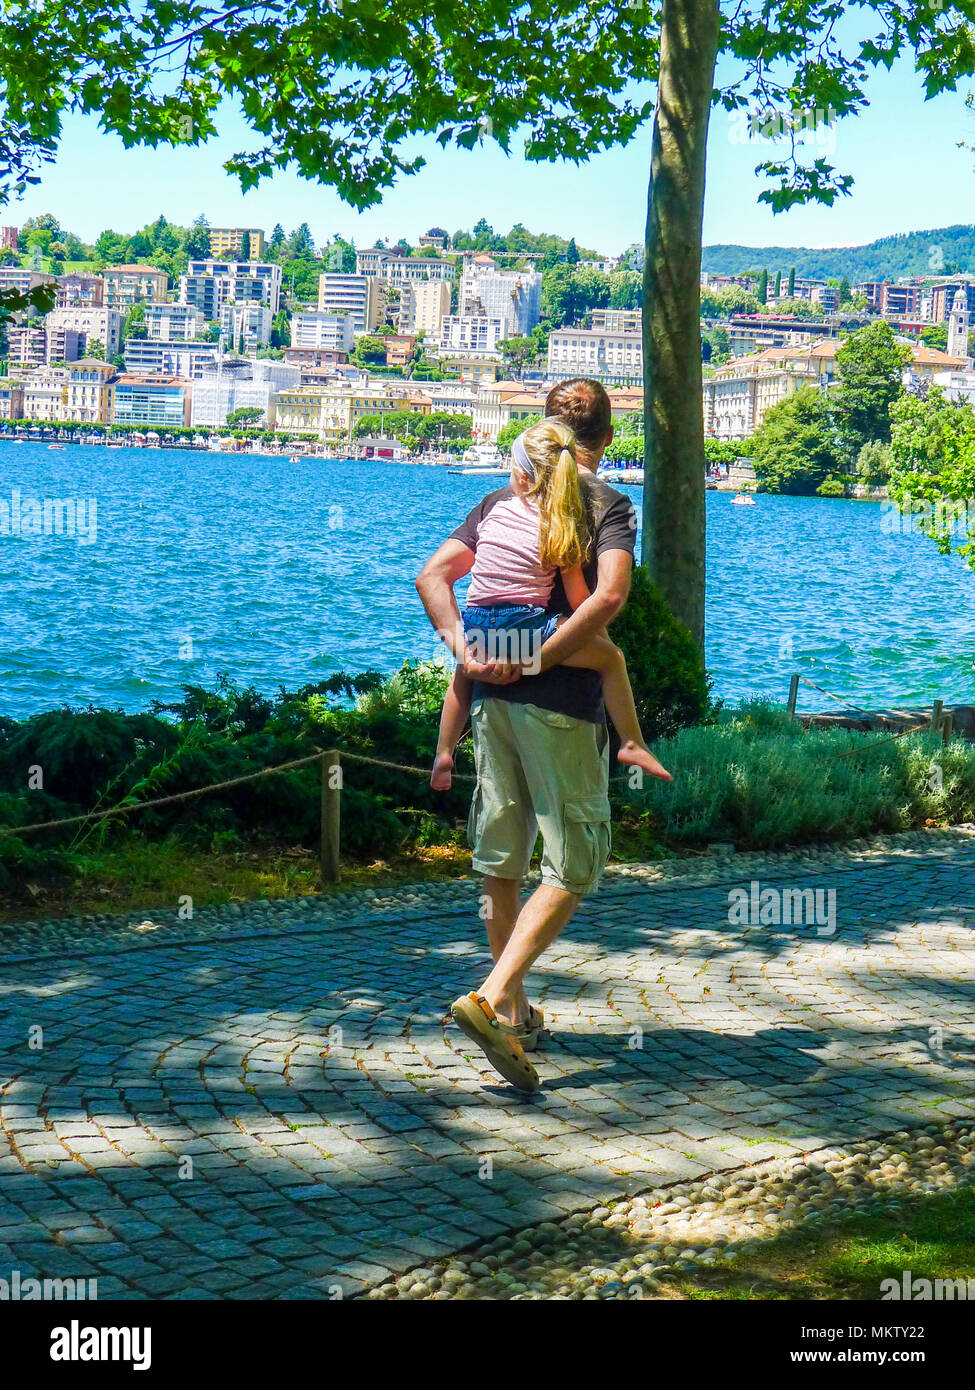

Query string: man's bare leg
[480,875,528,1019]
[478,884,580,1025]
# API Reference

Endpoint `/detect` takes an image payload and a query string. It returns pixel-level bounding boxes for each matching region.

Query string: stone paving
[2,836,975,1299]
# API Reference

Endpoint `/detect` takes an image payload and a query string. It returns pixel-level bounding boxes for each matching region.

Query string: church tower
[947,286,970,362]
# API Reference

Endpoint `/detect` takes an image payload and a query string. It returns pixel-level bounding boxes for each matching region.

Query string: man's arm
[416,538,519,682]
[415,538,474,663]
[537,548,632,671]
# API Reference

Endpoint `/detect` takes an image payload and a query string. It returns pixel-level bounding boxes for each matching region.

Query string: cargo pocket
[562,797,612,889]
[467,785,484,851]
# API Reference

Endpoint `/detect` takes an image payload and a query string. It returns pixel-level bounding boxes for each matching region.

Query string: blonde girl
[431,418,671,790]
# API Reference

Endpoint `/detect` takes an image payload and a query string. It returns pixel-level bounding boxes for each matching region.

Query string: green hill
[702,224,975,282]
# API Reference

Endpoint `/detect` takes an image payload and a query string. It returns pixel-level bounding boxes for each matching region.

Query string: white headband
[511,431,536,481]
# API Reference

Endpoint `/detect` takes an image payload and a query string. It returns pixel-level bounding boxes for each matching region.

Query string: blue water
[2,441,974,719]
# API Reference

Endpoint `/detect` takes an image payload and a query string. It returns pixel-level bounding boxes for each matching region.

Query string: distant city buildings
[458,254,541,336]
[290,311,356,353]
[208,227,265,260]
[180,259,282,319]
[546,326,641,383]
[144,303,206,342]
[439,314,506,356]
[122,339,221,379]
[316,272,387,334]
[6,323,82,371]
[48,306,123,358]
[63,360,116,424]
[355,247,454,285]
[113,375,192,428]
[591,308,640,334]
[56,274,104,309]
[219,301,272,351]
[189,358,300,429]
[398,278,451,337]
[704,338,967,440]
[101,265,169,310]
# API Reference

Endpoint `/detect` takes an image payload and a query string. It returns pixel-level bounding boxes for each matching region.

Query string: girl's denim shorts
[462,603,560,670]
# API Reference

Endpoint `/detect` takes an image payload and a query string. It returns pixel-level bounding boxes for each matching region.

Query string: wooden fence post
[786,673,800,720]
[932,699,944,733]
[942,712,954,747]
[320,751,341,884]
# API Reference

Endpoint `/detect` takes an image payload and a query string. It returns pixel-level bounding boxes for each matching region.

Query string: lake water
[3,441,974,720]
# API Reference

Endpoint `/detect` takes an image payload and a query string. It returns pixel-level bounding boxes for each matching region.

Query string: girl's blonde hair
[516,418,590,570]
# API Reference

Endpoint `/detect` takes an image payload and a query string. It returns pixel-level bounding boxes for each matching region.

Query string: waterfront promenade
[1,830,974,1299]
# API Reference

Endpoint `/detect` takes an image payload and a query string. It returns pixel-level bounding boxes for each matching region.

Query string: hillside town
[0,217,972,450]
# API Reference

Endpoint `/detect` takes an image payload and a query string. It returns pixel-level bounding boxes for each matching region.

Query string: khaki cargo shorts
[467,698,611,896]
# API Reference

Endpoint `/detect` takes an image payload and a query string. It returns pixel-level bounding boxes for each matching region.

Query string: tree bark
[643,0,721,655]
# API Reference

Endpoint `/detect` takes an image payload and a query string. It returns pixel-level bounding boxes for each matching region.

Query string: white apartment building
[591,308,641,334]
[290,312,356,353]
[439,314,506,356]
[7,323,83,369]
[316,273,387,334]
[189,358,300,428]
[180,259,282,318]
[220,301,272,350]
[547,327,642,382]
[459,257,541,336]
[144,303,206,342]
[46,306,123,359]
[22,369,68,421]
[355,248,455,285]
[123,339,221,379]
[398,278,451,337]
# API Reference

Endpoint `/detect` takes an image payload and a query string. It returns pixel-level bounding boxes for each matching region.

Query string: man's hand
[463,652,521,684]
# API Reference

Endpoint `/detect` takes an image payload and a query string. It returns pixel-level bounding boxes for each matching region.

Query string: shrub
[816,476,847,497]
[609,567,714,741]
[616,703,968,849]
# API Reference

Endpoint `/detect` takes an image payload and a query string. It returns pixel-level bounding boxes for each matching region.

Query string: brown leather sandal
[450,993,541,1092]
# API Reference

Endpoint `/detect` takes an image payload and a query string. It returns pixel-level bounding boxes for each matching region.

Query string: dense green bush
[0,665,469,894]
[618,701,968,849]
[816,476,848,497]
[609,567,715,740]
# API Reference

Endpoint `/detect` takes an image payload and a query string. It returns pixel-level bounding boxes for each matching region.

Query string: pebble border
[3,823,975,962]
[364,1120,975,1300]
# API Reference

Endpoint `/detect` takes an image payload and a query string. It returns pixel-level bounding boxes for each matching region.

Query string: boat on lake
[597,465,644,484]
[449,442,509,477]
[731,492,756,506]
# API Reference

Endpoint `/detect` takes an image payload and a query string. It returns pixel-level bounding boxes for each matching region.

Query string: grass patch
[669,1188,975,1300]
[0,835,474,923]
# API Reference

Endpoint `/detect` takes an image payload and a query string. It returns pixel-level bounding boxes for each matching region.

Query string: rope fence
[0,678,960,883]
[787,672,954,758]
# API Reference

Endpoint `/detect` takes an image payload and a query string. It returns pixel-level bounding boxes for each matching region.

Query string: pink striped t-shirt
[465,493,554,606]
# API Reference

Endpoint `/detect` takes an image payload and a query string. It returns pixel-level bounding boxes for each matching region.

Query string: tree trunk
[642,0,720,655]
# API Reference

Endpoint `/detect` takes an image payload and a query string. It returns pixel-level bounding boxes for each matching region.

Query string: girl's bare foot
[617,740,673,782]
[431,752,454,790]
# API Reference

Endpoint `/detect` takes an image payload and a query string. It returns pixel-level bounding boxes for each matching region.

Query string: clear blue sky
[9,53,975,255]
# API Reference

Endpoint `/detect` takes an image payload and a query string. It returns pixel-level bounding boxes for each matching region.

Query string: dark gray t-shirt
[450,473,637,724]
